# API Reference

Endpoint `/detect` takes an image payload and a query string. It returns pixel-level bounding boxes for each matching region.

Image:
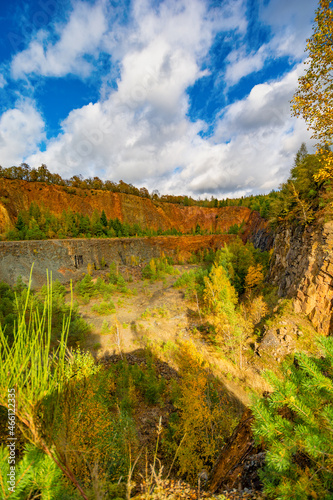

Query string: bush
[142,256,179,282]
[107,483,126,499]
[91,300,116,315]
[107,265,131,294]
[74,274,97,299]
[227,222,244,234]
[173,270,197,288]
[40,279,66,299]
[68,316,91,344]
[173,268,208,300]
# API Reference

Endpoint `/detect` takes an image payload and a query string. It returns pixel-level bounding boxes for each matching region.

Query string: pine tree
[100,209,108,227]
[251,336,333,499]
[15,212,26,232]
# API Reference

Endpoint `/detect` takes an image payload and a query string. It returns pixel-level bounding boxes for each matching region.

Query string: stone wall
[0,234,234,287]
[268,221,333,335]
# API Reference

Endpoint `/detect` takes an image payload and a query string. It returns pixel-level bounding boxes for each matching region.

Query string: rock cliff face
[0,178,268,237]
[0,179,274,289]
[0,234,235,287]
[268,220,333,335]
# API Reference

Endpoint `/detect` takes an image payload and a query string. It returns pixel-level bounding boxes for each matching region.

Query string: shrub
[40,279,66,299]
[107,266,131,294]
[142,256,178,282]
[74,274,97,298]
[101,320,110,334]
[68,316,91,345]
[92,300,116,315]
[173,268,208,300]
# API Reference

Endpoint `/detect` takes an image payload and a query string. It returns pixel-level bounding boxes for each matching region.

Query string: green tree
[251,336,333,499]
[228,239,256,294]
[195,223,201,235]
[90,209,104,237]
[78,214,90,235]
[100,209,108,227]
[25,218,46,240]
[269,146,322,225]
[15,212,26,233]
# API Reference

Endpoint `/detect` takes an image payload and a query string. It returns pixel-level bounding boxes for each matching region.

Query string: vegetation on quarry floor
[1,236,329,500]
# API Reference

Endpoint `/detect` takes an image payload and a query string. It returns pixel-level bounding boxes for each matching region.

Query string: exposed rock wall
[244,210,273,251]
[0,178,269,237]
[0,234,235,287]
[268,220,333,335]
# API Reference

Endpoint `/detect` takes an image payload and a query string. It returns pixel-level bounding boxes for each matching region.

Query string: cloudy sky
[0,0,318,198]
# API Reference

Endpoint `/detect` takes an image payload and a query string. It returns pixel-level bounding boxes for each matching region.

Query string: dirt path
[81,265,197,357]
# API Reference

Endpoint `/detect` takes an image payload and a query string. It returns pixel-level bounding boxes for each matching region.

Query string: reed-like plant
[0,271,89,499]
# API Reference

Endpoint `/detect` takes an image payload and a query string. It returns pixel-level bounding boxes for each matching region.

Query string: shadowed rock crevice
[207,408,263,494]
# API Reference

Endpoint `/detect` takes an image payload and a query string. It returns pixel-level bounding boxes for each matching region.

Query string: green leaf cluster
[251,336,333,499]
[269,144,324,225]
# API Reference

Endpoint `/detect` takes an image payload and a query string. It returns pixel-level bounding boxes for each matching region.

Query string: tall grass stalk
[0,270,89,500]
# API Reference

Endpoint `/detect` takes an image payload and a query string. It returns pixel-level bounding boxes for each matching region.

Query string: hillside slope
[0,178,267,236]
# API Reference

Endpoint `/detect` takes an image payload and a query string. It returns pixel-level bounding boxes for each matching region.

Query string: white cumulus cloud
[0,0,319,199]
[0,99,45,167]
[11,1,107,79]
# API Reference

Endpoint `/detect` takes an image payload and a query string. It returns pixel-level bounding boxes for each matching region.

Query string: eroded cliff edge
[268,219,333,335]
[0,178,266,235]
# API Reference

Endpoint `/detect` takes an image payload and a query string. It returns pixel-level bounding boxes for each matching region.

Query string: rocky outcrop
[268,220,333,335]
[243,210,273,251]
[257,320,302,362]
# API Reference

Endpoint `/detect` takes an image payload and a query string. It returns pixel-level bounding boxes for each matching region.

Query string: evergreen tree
[79,214,90,235]
[15,212,26,233]
[195,223,201,235]
[100,209,108,227]
[91,209,104,237]
[252,336,333,499]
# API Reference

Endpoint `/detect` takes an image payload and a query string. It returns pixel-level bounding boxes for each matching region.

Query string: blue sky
[0,0,318,198]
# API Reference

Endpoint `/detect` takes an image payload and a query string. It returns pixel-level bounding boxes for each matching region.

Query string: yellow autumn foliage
[245,264,264,291]
[172,341,237,482]
[58,377,113,487]
[292,1,333,182]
